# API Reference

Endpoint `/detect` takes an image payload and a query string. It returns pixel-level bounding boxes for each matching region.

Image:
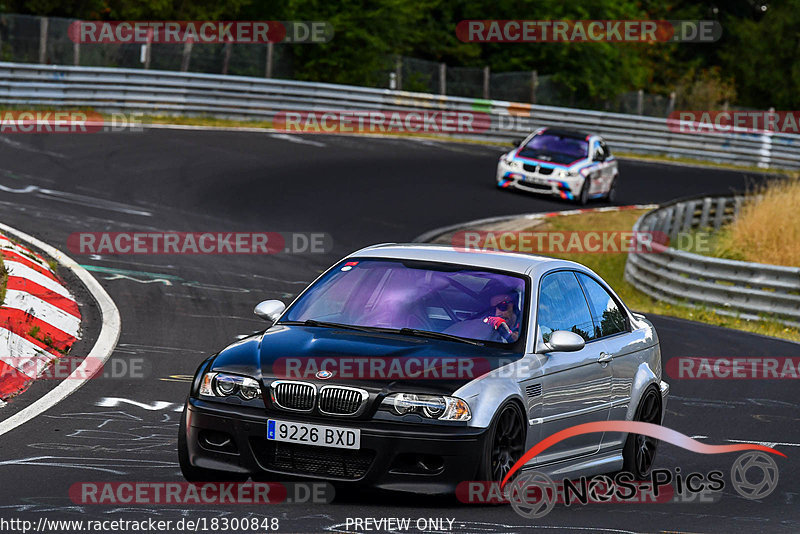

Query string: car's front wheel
[477,402,526,483]
[178,403,248,482]
[622,387,661,479]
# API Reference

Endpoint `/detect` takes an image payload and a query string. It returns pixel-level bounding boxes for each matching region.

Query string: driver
[484,291,521,343]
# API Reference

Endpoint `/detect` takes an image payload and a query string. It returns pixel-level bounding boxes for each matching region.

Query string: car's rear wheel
[478,402,526,483]
[605,176,618,203]
[622,387,661,479]
[577,176,591,205]
[178,403,248,482]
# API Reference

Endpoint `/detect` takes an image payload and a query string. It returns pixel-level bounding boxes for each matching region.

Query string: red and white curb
[0,222,120,436]
[0,234,81,401]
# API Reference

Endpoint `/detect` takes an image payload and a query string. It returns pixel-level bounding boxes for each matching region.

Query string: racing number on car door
[535,271,612,465]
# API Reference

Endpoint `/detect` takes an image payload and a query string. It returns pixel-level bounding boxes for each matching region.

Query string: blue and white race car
[496,128,618,204]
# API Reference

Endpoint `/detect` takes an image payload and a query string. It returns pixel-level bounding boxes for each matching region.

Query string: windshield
[281,258,527,345]
[517,132,589,165]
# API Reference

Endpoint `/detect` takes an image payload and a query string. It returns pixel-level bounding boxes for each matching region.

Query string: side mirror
[254,300,285,322]
[510,137,526,148]
[536,330,585,354]
[593,150,605,162]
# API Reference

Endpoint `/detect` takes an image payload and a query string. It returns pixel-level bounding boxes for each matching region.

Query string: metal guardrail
[2,62,800,169]
[625,196,800,327]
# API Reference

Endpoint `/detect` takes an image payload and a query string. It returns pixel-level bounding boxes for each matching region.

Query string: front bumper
[184,398,488,495]
[496,161,584,200]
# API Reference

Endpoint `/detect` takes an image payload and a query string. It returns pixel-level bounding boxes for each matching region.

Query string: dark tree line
[2,0,796,108]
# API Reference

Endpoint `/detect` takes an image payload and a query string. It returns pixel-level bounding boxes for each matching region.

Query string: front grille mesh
[319,387,365,415]
[272,382,315,411]
[523,163,539,173]
[251,440,375,480]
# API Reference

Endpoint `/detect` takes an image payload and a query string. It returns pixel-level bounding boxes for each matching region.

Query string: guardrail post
[759,127,773,169]
[265,42,274,78]
[699,197,712,228]
[222,41,233,75]
[439,62,446,95]
[483,65,490,99]
[395,56,402,91]
[670,205,683,242]
[666,91,675,116]
[713,198,726,230]
[73,41,80,66]
[530,70,538,104]
[636,89,644,115]
[681,200,697,232]
[39,17,48,63]
[181,40,193,71]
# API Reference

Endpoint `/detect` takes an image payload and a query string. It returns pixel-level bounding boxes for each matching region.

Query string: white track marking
[0,222,121,436]
[0,137,66,158]
[4,262,72,298]
[269,133,327,147]
[0,182,152,216]
[2,289,81,337]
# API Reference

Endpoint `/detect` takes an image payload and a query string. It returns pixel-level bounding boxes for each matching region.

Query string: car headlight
[380,393,471,421]
[559,169,578,178]
[199,372,261,401]
[506,158,523,170]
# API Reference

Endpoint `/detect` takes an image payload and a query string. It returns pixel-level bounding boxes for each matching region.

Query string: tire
[178,402,248,482]
[577,176,591,205]
[622,387,661,480]
[605,176,618,203]
[477,402,526,483]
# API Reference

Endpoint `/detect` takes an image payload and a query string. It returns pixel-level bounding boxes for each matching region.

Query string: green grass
[521,209,800,343]
[0,252,7,306]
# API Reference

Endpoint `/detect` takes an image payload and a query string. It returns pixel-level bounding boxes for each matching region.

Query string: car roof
[348,243,563,275]
[539,127,593,140]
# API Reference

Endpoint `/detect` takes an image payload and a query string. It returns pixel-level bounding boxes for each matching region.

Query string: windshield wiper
[397,328,484,346]
[281,319,376,333]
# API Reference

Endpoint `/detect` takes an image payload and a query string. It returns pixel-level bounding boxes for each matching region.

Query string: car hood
[210,324,524,395]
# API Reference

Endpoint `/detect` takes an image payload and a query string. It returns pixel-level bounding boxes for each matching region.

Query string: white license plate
[524,177,548,185]
[267,420,360,450]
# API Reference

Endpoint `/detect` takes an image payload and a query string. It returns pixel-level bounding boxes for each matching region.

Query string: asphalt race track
[0,130,797,533]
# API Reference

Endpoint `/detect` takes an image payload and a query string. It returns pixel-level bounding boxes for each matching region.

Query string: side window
[592,141,605,161]
[537,271,595,343]
[577,273,627,338]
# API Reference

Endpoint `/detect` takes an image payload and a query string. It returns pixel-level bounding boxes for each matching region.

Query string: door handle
[598,352,613,364]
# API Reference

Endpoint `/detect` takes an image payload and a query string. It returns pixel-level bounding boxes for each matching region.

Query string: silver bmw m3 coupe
[179,244,668,494]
